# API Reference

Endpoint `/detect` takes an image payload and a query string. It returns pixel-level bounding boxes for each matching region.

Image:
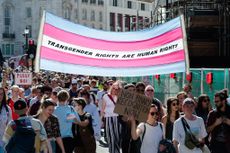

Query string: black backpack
[128,123,146,153]
[158,123,176,153]
[5,119,36,153]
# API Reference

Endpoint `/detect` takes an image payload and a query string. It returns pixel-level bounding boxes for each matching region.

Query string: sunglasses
[214,100,221,103]
[146,89,154,92]
[150,112,158,116]
[203,99,209,102]
[172,103,179,106]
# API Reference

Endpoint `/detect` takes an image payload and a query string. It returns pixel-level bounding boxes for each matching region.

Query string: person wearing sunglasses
[162,97,180,140]
[130,104,165,153]
[145,85,164,122]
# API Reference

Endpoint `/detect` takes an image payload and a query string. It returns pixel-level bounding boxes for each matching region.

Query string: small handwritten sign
[15,72,32,85]
[114,89,152,122]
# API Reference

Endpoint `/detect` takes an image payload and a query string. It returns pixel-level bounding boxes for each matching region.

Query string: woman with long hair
[162,97,180,140]
[34,99,65,153]
[0,87,12,153]
[101,81,122,153]
[195,94,212,124]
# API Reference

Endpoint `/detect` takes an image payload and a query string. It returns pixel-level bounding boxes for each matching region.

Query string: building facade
[0,0,155,58]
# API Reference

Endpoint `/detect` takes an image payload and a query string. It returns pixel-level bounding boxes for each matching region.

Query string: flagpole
[34,10,46,73]
[180,15,190,74]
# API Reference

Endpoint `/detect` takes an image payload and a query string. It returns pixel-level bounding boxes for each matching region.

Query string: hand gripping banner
[35,11,189,77]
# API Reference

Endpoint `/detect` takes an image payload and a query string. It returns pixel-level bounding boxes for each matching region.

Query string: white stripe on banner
[42,35,184,60]
[40,59,185,77]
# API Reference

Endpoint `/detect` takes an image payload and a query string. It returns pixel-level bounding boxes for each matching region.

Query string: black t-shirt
[72,112,94,146]
[207,103,230,144]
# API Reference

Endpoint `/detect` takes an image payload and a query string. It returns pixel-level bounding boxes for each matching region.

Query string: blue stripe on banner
[45,12,181,42]
[40,59,185,77]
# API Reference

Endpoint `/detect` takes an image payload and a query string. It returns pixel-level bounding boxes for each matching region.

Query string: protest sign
[35,11,189,76]
[15,72,32,85]
[114,89,152,122]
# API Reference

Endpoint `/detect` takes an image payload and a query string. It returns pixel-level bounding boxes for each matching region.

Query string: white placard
[15,73,32,85]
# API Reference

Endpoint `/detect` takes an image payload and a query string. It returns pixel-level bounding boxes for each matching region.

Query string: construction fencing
[118,68,230,106]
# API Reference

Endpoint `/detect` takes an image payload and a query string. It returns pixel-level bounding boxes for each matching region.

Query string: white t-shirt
[173,116,207,153]
[102,94,118,117]
[138,122,164,153]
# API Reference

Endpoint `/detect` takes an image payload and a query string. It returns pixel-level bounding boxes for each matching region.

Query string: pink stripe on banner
[43,24,182,51]
[40,47,185,68]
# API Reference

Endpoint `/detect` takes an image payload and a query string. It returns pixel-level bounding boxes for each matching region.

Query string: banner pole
[34,10,46,73]
[180,15,190,74]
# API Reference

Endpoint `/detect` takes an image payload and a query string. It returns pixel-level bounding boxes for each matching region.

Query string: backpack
[5,119,36,153]
[72,112,94,146]
[128,123,146,153]
[158,123,176,153]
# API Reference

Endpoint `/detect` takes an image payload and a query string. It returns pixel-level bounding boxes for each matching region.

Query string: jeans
[50,140,56,153]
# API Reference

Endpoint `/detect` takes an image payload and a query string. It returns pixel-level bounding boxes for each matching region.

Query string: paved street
[96,137,109,153]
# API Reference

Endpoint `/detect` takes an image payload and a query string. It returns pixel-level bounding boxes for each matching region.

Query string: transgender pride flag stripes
[35,11,189,77]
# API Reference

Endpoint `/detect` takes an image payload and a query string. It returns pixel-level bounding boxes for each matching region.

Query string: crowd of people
[0,70,230,153]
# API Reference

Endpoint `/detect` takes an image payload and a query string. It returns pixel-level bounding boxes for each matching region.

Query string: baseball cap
[183,98,195,106]
[14,99,27,116]
[72,79,78,84]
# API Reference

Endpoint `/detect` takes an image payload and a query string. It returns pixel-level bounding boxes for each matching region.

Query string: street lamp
[24,27,29,53]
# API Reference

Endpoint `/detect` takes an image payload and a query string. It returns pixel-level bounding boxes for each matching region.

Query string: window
[82,9,87,20]
[110,13,115,31]
[64,8,71,20]
[117,14,122,32]
[91,11,95,21]
[90,0,96,4]
[113,0,118,6]
[26,7,32,18]
[141,3,145,11]
[1,44,14,56]
[99,11,103,22]
[82,0,88,3]
[127,1,132,9]
[4,6,12,34]
[98,0,104,5]
[75,9,78,19]
[99,24,103,30]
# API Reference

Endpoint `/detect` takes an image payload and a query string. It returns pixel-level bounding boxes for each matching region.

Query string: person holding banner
[101,81,122,153]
